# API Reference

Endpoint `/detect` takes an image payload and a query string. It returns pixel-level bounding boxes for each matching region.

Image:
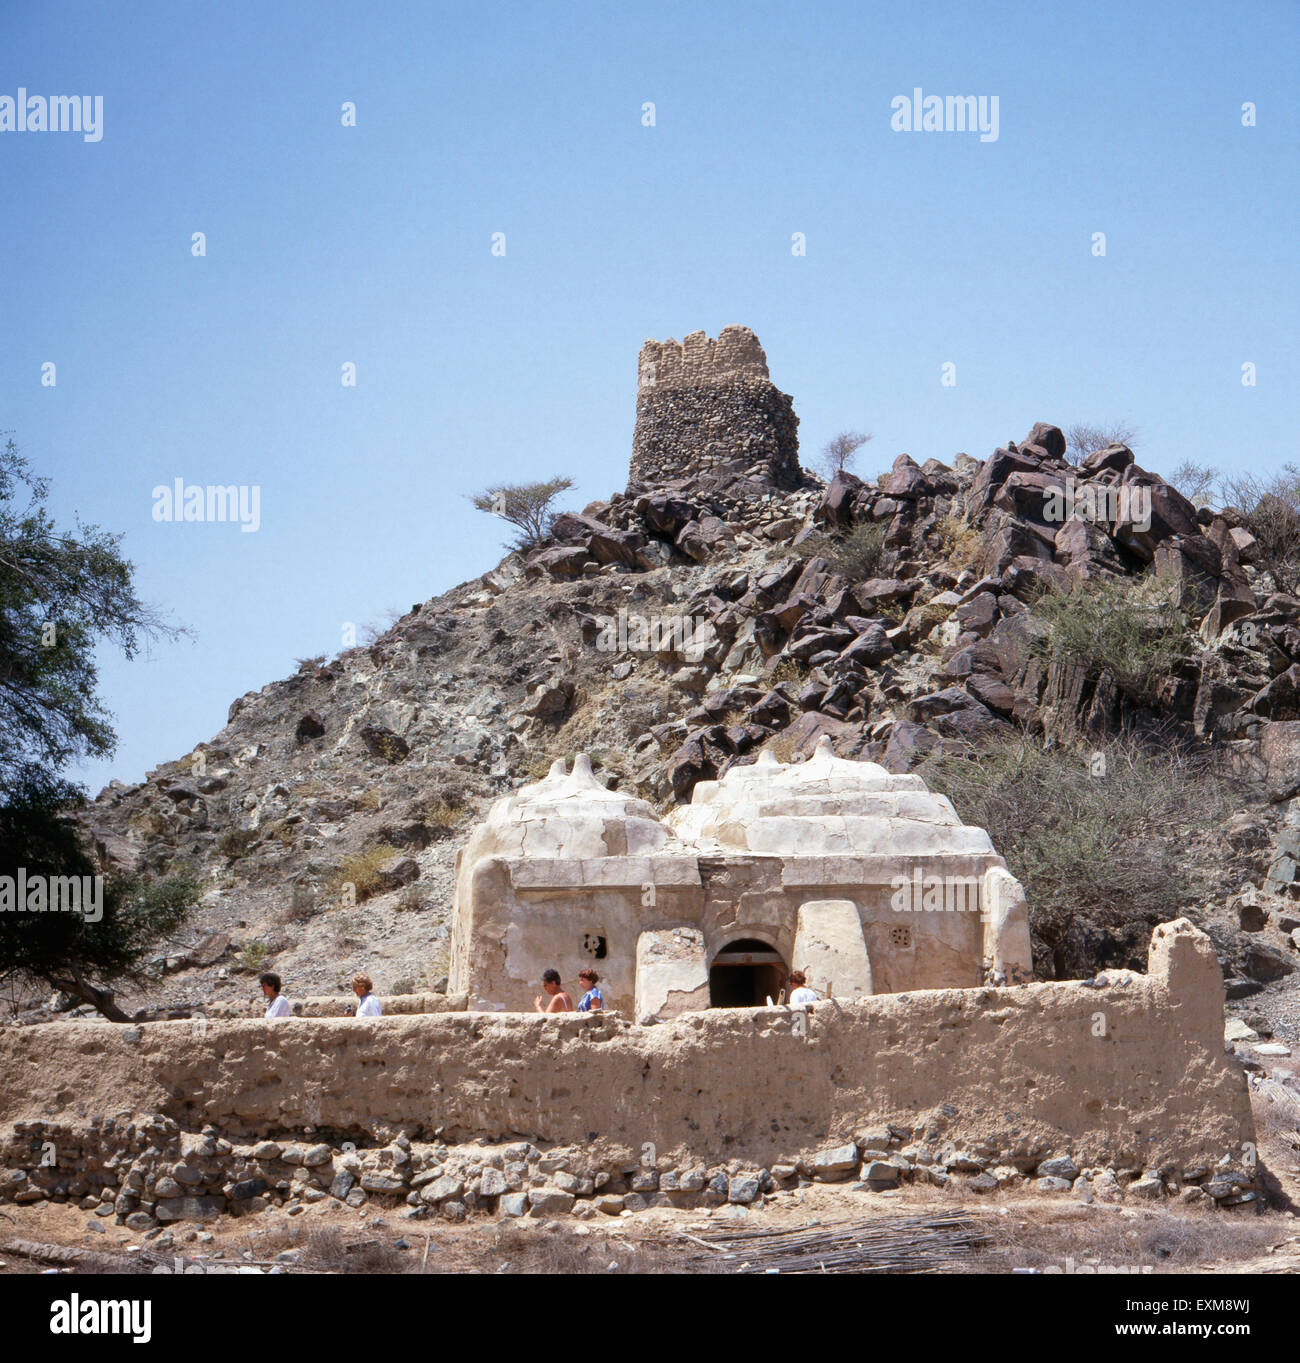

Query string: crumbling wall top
[637,325,771,392]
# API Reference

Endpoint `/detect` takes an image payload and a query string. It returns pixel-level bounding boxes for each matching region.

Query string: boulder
[419,1175,464,1205]
[528,1187,576,1215]
[155,1196,225,1223]
[523,679,575,719]
[1079,444,1134,475]
[1020,422,1067,462]
[838,623,894,667]
[969,447,1045,511]
[634,492,697,537]
[526,546,589,579]
[815,471,865,529]
[880,454,929,499]
[811,1143,860,1180]
[374,856,419,891]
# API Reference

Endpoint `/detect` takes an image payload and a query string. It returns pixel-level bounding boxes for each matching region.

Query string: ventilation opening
[581,934,607,960]
[709,938,788,1008]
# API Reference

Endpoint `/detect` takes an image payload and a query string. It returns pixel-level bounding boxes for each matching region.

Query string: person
[575,968,604,1012]
[534,968,573,1013]
[787,970,820,1006]
[260,971,291,1018]
[351,972,383,1017]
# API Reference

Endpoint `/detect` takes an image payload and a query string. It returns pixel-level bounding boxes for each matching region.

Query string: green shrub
[218,827,256,859]
[804,521,887,581]
[1028,574,1186,706]
[235,939,271,974]
[921,733,1241,979]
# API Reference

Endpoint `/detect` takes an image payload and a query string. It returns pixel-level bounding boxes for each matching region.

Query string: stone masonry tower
[628,325,801,491]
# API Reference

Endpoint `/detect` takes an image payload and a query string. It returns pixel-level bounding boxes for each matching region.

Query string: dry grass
[296,1225,409,1274]
[486,1221,709,1274]
[330,912,364,946]
[520,751,556,782]
[802,521,887,581]
[767,658,806,688]
[762,729,805,763]
[276,883,323,926]
[936,510,986,573]
[422,947,450,990]
[962,1204,1282,1274]
[325,844,402,903]
[217,826,256,859]
[424,798,467,830]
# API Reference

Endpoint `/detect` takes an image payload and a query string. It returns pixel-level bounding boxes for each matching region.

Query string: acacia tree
[1064,422,1137,466]
[471,476,574,550]
[0,434,198,1018]
[1168,460,1220,509]
[817,431,873,480]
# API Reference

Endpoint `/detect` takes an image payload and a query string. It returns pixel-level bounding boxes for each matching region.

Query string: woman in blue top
[576,968,604,1011]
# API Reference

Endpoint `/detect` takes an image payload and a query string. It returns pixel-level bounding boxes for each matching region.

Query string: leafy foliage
[922,734,1240,979]
[802,521,887,581]
[0,435,180,789]
[0,772,200,1018]
[1028,574,1187,706]
[471,477,575,551]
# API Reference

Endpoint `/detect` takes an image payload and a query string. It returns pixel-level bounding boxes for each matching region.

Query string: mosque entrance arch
[708,937,788,1008]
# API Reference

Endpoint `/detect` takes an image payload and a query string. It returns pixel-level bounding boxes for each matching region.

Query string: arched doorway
[708,938,788,1008]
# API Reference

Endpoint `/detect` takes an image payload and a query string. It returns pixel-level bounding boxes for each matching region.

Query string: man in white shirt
[787,969,820,1006]
[351,972,383,1017]
[260,972,291,1018]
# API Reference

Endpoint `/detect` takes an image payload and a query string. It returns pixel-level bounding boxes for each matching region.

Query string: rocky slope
[17,421,1300,1042]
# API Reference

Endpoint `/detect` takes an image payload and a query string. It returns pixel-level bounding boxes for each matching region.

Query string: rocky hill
[18,329,1300,1048]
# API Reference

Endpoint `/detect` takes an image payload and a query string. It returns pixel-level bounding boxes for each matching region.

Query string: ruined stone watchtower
[629,325,801,491]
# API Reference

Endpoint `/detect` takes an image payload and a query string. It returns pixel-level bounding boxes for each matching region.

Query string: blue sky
[2,0,1296,792]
